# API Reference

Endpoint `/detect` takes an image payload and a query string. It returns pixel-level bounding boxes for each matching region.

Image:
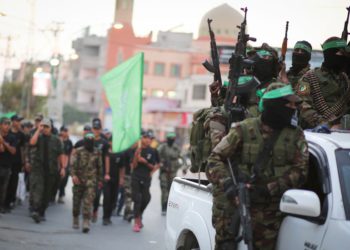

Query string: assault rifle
[279,21,289,63]
[341,6,350,41]
[225,7,256,124]
[203,19,222,86]
[225,7,255,250]
[227,160,254,250]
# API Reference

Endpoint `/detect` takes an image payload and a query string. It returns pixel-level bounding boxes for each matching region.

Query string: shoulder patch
[296,83,310,96]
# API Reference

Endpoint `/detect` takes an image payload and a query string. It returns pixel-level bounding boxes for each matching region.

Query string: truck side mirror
[280,189,321,217]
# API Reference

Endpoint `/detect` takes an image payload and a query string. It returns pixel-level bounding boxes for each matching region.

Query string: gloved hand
[223,178,237,199]
[309,124,331,134]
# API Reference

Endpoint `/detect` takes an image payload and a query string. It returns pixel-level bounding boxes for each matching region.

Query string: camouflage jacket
[31,134,63,175]
[287,65,310,90]
[158,143,181,171]
[296,67,350,129]
[71,147,103,186]
[206,117,309,203]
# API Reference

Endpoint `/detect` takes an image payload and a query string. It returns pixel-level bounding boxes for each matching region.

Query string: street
[0,172,167,250]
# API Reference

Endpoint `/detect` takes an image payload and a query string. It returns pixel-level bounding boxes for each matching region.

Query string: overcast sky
[0,0,349,61]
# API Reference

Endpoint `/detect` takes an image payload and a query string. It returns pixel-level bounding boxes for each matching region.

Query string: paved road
[0,172,167,250]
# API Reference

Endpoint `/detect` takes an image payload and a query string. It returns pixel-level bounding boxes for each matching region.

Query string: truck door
[276,147,331,250]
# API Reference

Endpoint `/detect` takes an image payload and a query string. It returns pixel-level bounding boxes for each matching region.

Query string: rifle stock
[202,19,222,86]
[279,21,289,63]
[341,6,350,41]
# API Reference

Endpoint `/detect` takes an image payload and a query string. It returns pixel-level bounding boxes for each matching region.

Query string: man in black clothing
[0,117,17,213]
[103,138,124,225]
[131,131,157,232]
[91,118,110,223]
[57,126,73,204]
[5,115,25,210]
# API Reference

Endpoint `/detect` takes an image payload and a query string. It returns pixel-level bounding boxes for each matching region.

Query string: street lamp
[112,22,124,29]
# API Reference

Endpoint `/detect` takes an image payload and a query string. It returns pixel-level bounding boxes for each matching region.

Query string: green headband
[294,42,312,54]
[256,88,266,98]
[223,76,255,88]
[84,132,95,139]
[322,39,346,51]
[258,84,295,111]
[166,132,176,138]
[257,50,272,57]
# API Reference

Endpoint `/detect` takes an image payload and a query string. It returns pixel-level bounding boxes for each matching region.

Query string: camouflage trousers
[212,184,239,250]
[72,184,96,219]
[250,202,282,250]
[212,183,282,250]
[159,169,177,209]
[123,174,133,220]
[30,172,56,215]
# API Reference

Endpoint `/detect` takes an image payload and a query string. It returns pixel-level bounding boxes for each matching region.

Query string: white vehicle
[165,131,350,250]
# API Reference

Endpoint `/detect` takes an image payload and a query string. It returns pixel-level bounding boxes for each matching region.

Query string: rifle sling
[251,130,281,181]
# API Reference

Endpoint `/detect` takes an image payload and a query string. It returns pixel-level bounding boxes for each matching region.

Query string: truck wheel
[178,233,199,250]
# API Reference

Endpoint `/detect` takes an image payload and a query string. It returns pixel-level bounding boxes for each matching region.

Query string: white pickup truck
[165,131,350,250]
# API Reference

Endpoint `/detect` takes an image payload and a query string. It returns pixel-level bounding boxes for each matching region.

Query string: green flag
[101,52,144,153]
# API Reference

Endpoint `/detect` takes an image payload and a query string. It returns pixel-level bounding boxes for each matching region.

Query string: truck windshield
[335,149,350,220]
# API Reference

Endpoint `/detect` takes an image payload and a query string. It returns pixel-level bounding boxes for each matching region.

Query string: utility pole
[42,21,64,123]
[0,34,17,83]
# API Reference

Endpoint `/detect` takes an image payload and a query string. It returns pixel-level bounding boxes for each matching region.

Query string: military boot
[82,219,90,233]
[73,217,79,229]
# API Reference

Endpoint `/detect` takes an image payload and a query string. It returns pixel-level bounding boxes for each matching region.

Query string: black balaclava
[292,53,310,72]
[261,98,295,130]
[84,138,94,152]
[323,48,347,73]
[291,41,312,72]
[345,56,350,77]
[251,55,274,84]
[167,138,175,147]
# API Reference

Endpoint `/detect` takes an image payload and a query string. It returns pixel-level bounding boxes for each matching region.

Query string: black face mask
[252,56,275,83]
[261,98,296,130]
[323,48,347,72]
[167,138,175,146]
[292,52,310,71]
[84,138,94,152]
[345,57,350,77]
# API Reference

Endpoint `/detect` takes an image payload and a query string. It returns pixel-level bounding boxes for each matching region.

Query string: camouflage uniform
[207,117,309,250]
[296,67,350,129]
[30,134,63,216]
[287,65,310,90]
[71,147,103,220]
[158,142,181,210]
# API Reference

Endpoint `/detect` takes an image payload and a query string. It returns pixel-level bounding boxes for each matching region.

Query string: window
[336,149,350,220]
[167,91,176,99]
[192,84,206,100]
[170,64,181,78]
[144,62,149,74]
[152,90,164,97]
[85,46,99,57]
[154,63,165,76]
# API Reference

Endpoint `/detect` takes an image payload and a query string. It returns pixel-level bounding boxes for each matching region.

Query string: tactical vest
[189,107,228,173]
[189,108,213,173]
[237,118,299,188]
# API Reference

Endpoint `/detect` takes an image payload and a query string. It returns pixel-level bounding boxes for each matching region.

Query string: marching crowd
[0,113,183,234]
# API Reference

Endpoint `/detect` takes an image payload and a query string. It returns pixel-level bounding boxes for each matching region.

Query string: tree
[0,82,23,113]
[0,63,48,118]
